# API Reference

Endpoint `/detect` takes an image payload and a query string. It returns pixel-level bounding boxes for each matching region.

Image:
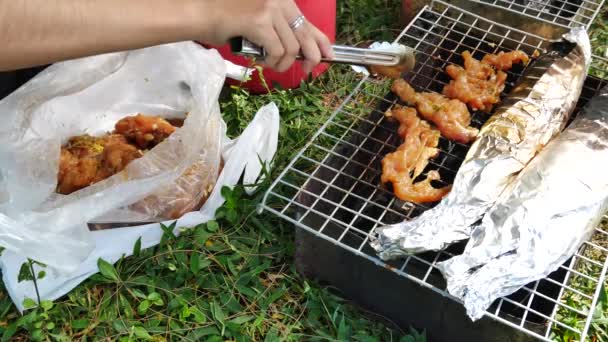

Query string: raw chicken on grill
[391,79,479,144]
[370,28,591,259]
[381,106,451,203]
[481,50,530,71]
[442,50,529,112]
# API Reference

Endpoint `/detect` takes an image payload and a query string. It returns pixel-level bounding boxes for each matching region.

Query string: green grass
[1,1,608,341]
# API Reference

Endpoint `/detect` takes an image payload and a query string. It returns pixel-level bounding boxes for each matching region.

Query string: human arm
[0,0,333,73]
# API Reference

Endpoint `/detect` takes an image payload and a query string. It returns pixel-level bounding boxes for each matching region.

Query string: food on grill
[441,50,528,112]
[114,114,176,149]
[437,85,608,321]
[381,106,451,203]
[370,63,408,79]
[369,28,591,260]
[391,79,479,144]
[481,50,530,71]
[57,114,176,195]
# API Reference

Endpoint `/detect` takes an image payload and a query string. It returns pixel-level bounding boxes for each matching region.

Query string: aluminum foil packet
[437,84,608,321]
[369,27,591,260]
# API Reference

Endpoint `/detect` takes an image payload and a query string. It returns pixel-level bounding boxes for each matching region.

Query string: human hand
[204,0,334,73]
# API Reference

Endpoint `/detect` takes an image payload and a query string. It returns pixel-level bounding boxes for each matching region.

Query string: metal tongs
[229,37,416,71]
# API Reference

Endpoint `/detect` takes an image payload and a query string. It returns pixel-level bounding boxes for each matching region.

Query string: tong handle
[229,37,413,67]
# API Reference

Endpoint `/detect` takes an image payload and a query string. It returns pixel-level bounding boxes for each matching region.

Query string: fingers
[312,25,334,60]
[280,2,321,74]
[245,28,284,71]
[295,24,321,74]
[237,0,334,74]
[272,15,300,72]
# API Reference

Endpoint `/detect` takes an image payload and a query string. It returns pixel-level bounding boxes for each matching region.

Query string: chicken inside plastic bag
[0,42,232,272]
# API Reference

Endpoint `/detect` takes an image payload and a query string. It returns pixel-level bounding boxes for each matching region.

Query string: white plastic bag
[0,42,280,310]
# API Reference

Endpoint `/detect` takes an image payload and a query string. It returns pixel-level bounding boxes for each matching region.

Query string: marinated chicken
[114,114,176,149]
[481,50,530,71]
[370,63,408,79]
[442,50,529,112]
[57,144,100,195]
[95,135,143,181]
[381,106,451,203]
[57,114,175,195]
[391,79,478,144]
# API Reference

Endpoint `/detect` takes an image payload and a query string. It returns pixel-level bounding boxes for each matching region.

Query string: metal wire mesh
[468,0,605,29]
[261,1,608,341]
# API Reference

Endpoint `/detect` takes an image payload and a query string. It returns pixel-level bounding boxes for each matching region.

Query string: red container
[206,0,336,94]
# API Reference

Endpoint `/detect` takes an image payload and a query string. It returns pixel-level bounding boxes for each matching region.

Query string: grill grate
[469,0,605,30]
[260,1,608,341]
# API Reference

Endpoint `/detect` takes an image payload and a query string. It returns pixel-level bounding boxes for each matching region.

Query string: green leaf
[190,306,207,323]
[264,326,279,342]
[226,209,238,223]
[147,292,160,302]
[185,327,219,340]
[31,329,43,341]
[263,288,287,308]
[355,335,380,342]
[180,305,191,320]
[190,254,201,274]
[132,326,152,340]
[138,300,151,315]
[409,327,426,342]
[17,262,34,283]
[195,230,212,246]
[148,293,163,306]
[229,315,255,325]
[37,270,46,280]
[71,319,90,330]
[97,258,119,281]
[133,237,142,257]
[211,301,225,324]
[46,322,55,330]
[2,323,17,342]
[131,289,147,300]
[207,220,219,232]
[113,320,128,334]
[22,298,37,310]
[220,186,232,200]
[40,300,53,311]
[337,315,350,340]
[168,263,176,272]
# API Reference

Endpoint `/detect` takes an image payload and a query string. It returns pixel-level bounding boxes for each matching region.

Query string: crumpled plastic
[437,85,608,321]
[0,42,278,295]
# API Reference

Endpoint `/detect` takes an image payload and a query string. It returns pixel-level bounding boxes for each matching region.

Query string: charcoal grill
[260,1,608,341]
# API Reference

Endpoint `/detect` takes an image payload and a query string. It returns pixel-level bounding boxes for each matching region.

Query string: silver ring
[289,15,306,31]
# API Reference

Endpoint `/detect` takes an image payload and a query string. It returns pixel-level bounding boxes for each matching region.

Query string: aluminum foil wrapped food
[437,85,608,320]
[369,27,591,260]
